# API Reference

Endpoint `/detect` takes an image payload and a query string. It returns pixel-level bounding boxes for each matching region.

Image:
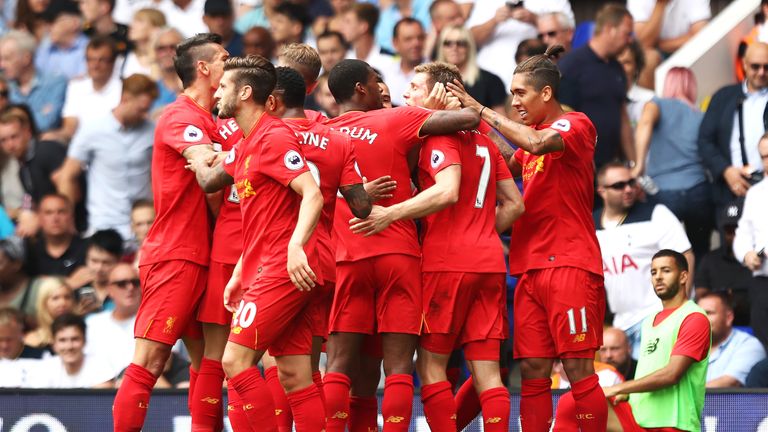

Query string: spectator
[378,77,393,108]
[0,207,14,238]
[514,37,547,64]
[23,276,74,350]
[15,0,52,40]
[80,0,130,56]
[0,107,67,205]
[43,35,122,144]
[311,0,352,35]
[733,134,768,349]
[270,2,310,51]
[559,3,635,167]
[698,42,768,225]
[0,236,40,319]
[619,40,655,131]
[128,199,155,269]
[463,0,574,89]
[536,11,574,53]
[632,66,713,262]
[24,194,86,279]
[157,0,206,38]
[149,27,183,117]
[0,78,26,223]
[234,0,279,35]
[31,313,114,388]
[629,0,711,89]
[123,8,166,78]
[35,0,89,80]
[0,307,45,359]
[85,262,140,377]
[425,0,464,59]
[698,291,766,388]
[203,0,242,56]
[75,229,123,315]
[379,17,426,106]
[241,25,276,59]
[595,162,694,357]
[603,250,711,432]
[375,0,431,55]
[316,31,347,73]
[746,358,768,387]
[341,3,391,73]
[695,202,753,325]
[436,25,506,114]
[55,74,156,240]
[599,327,638,381]
[0,30,68,133]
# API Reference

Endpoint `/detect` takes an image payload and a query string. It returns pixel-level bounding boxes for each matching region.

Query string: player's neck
[337,101,367,115]
[661,293,687,310]
[283,107,306,119]
[236,105,266,136]
[183,84,215,112]
[541,104,565,125]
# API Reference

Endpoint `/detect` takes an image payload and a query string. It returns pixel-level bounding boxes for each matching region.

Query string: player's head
[0,307,25,360]
[130,199,155,245]
[269,66,306,117]
[215,55,276,119]
[598,327,632,370]
[650,249,689,301]
[510,45,564,125]
[697,291,734,343]
[596,162,638,212]
[174,33,228,91]
[119,74,159,126]
[108,263,142,318]
[86,229,123,285]
[51,313,86,367]
[403,61,461,108]
[278,43,321,94]
[377,76,392,109]
[328,59,382,110]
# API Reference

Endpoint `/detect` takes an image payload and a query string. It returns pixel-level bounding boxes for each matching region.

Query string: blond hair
[28,277,73,348]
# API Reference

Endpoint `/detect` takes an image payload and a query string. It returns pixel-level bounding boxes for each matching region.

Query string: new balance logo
[331,411,349,419]
[201,397,220,404]
[485,417,502,424]
[573,333,586,343]
[385,416,405,423]
[275,409,283,415]
[450,414,457,420]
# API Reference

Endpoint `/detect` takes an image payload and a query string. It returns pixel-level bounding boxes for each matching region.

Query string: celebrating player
[449,45,607,431]
[112,33,228,432]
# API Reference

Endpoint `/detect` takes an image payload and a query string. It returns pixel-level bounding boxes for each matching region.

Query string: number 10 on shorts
[566,306,587,335]
[232,300,257,331]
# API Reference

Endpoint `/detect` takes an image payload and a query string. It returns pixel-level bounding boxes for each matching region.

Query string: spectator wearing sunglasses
[84,262,140,378]
[594,161,694,359]
[536,11,573,54]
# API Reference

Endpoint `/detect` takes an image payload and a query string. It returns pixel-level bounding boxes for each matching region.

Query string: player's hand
[446,80,483,112]
[287,243,317,291]
[363,175,397,202]
[185,152,218,172]
[723,166,752,197]
[423,82,449,110]
[223,272,243,313]
[349,205,393,236]
[445,94,462,111]
[603,385,625,400]
[745,250,764,271]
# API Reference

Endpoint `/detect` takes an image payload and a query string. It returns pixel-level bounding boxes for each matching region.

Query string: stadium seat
[572,21,595,49]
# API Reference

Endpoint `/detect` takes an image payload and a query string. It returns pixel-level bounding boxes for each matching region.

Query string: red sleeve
[477,119,492,134]
[338,134,363,187]
[513,147,524,165]
[419,134,461,178]
[165,111,215,154]
[549,112,597,156]
[389,106,434,147]
[260,128,310,186]
[223,143,238,177]
[671,313,711,362]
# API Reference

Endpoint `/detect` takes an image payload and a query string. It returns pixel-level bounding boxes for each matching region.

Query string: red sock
[552,391,578,432]
[446,367,461,392]
[265,366,294,432]
[227,383,255,432]
[520,378,553,432]
[454,376,481,430]
[421,381,456,431]
[571,374,608,432]
[312,371,325,407]
[323,372,351,432]
[479,387,510,432]
[113,363,157,432]
[189,366,199,415]
[287,383,326,432]
[191,358,225,431]
[382,374,413,431]
[349,396,378,432]
[228,367,278,432]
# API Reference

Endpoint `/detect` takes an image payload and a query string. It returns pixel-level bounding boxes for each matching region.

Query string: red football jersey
[283,117,362,283]
[509,111,602,277]
[419,130,512,273]
[325,106,432,262]
[210,117,244,264]
[305,109,327,123]
[141,95,217,266]
[226,113,322,287]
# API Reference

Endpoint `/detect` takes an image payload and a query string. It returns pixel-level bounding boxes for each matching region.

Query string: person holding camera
[733,133,768,350]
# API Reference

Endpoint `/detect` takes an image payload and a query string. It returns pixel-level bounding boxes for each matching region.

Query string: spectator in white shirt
[341,3,392,74]
[380,17,426,106]
[123,8,166,78]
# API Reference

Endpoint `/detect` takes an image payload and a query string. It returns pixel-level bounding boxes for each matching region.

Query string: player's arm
[603,354,696,401]
[495,178,524,233]
[349,165,460,236]
[224,255,243,312]
[339,183,372,219]
[420,108,481,136]
[185,149,234,193]
[287,172,324,291]
[487,128,515,163]
[51,157,83,204]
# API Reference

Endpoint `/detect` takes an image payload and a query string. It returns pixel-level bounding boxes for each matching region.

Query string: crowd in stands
[0,0,767,395]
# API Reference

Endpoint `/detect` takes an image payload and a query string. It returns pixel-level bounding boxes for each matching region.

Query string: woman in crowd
[24,276,74,350]
[14,0,50,39]
[122,8,166,78]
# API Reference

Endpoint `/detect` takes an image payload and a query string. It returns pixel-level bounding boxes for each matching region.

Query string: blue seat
[735,325,755,336]
[572,21,595,49]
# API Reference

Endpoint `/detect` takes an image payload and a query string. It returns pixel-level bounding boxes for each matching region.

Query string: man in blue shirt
[36,0,89,80]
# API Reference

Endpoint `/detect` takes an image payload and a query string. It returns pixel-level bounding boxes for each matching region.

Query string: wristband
[479,106,487,117]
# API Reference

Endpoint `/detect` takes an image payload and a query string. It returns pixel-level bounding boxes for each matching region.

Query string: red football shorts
[308,282,334,339]
[135,260,207,344]
[228,278,330,356]
[198,260,236,325]
[329,254,422,335]
[513,267,605,359]
[420,272,507,359]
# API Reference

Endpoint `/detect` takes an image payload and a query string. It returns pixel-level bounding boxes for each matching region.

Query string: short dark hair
[223,55,276,105]
[88,229,124,258]
[174,33,223,89]
[87,35,118,62]
[131,199,154,212]
[515,38,547,64]
[274,66,307,109]
[393,17,423,40]
[328,59,371,104]
[317,31,346,48]
[652,249,689,273]
[514,45,565,94]
[351,3,379,36]
[624,40,646,82]
[274,2,310,30]
[0,306,24,328]
[698,291,734,311]
[51,313,86,339]
[596,161,628,186]
[594,3,631,35]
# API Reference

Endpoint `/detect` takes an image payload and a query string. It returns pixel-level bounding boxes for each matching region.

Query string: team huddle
[111,32,612,432]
